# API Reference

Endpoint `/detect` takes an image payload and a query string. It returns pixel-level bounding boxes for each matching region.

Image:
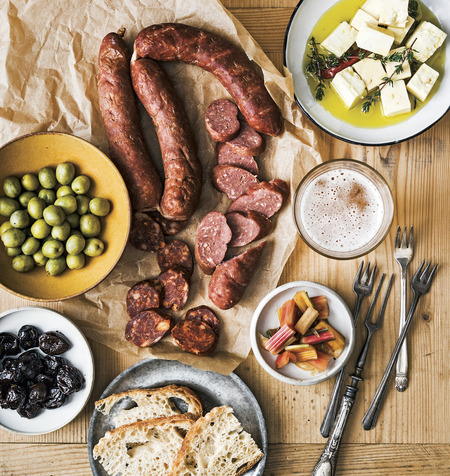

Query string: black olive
[0,342,5,360]
[43,355,66,376]
[0,333,20,356]
[0,358,25,384]
[18,325,41,351]
[17,402,43,419]
[34,373,54,386]
[38,331,70,356]
[44,386,67,409]
[28,382,48,403]
[5,384,26,410]
[56,364,84,395]
[0,381,9,409]
[18,350,43,380]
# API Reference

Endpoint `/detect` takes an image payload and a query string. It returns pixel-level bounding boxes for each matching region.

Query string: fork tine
[400,226,407,248]
[426,264,438,285]
[408,226,414,249]
[394,226,401,248]
[420,262,431,281]
[413,259,425,281]
[365,273,385,324]
[368,264,377,288]
[373,274,394,328]
[354,261,364,286]
[361,262,371,284]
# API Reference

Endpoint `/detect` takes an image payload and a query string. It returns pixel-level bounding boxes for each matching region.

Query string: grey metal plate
[88,358,267,475]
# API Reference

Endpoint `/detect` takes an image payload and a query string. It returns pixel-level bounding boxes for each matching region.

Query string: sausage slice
[159,268,190,311]
[212,165,259,200]
[226,122,265,156]
[125,310,173,347]
[172,319,218,356]
[226,211,272,247]
[148,211,189,237]
[216,143,259,175]
[126,280,163,318]
[157,240,193,276]
[205,99,240,142]
[185,306,220,337]
[129,212,165,252]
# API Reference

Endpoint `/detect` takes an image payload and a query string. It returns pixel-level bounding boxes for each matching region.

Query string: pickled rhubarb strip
[275,350,297,368]
[310,295,329,319]
[264,325,295,354]
[300,329,335,345]
[278,299,299,328]
[308,351,331,372]
[294,306,319,335]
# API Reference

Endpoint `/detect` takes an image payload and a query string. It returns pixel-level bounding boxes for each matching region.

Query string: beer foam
[298,169,384,252]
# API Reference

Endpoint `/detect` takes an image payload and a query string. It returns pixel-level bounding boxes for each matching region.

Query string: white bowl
[283,0,450,145]
[250,281,355,385]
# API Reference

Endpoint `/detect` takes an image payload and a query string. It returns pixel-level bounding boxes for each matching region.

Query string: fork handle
[395,266,408,392]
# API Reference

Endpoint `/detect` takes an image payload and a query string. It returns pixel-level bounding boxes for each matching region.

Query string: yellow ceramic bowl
[0,132,131,301]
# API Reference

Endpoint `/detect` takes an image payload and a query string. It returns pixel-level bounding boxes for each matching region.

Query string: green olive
[84,237,105,257]
[9,210,30,229]
[0,197,20,217]
[56,185,75,198]
[5,246,22,257]
[66,234,85,255]
[21,173,40,191]
[43,205,65,227]
[21,236,41,256]
[30,219,51,240]
[18,191,37,208]
[71,175,91,194]
[12,254,35,273]
[79,214,101,238]
[33,249,48,266]
[66,253,85,270]
[56,162,76,185]
[51,221,71,241]
[54,196,77,215]
[3,176,21,198]
[76,195,90,215]
[42,239,64,259]
[38,167,57,189]
[45,256,66,276]
[38,189,56,206]
[66,213,80,229]
[1,228,26,247]
[0,221,12,235]
[28,197,46,220]
[89,197,111,217]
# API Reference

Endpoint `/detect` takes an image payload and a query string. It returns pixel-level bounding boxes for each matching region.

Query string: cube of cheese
[378,0,408,28]
[356,25,395,57]
[331,66,367,109]
[384,48,411,80]
[387,16,415,44]
[321,22,358,58]
[353,58,387,92]
[406,21,447,63]
[350,9,378,32]
[361,0,381,20]
[380,80,411,116]
[407,63,439,102]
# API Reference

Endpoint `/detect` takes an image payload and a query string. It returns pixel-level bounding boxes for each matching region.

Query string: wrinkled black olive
[0,359,24,384]
[56,364,84,395]
[0,342,4,360]
[18,325,41,351]
[0,333,20,356]
[28,382,48,403]
[0,381,9,409]
[38,331,70,356]
[44,386,67,409]
[17,402,43,419]
[43,355,66,376]
[18,350,43,380]
[5,384,26,410]
[34,373,54,386]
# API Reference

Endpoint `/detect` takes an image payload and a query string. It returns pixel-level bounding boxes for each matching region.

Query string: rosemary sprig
[305,37,328,101]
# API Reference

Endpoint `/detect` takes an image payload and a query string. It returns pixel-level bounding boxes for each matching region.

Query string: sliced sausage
[148,211,189,236]
[130,57,202,221]
[97,31,162,212]
[185,306,220,337]
[159,268,190,311]
[216,143,259,175]
[172,319,218,356]
[157,239,193,276]
[129,212,165,252]
[226,211,272,247]
[126,280,163,318]
[195,212,232,275]
[212,165,259,200]
[125,310,173,347]
[269,179,289,202]
[134,23,283,137]
[208,241,267,310]
[226,122,265,156]
[205,99,240,142]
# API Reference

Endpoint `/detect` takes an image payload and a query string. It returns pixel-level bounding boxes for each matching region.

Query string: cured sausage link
[130,57,202,221]
[97,31,162,211]
[134,23,283,137]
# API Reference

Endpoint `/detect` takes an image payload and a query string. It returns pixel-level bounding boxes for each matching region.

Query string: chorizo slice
[134,23,283,137]
[126,280,163,318]
[97,31,162,212]
[208,241,267,310]
[125,310,173,347]
[129,212,165,252]
[157,239,193,276]
[216,143,259,175]
[226,122,265,156]
[226,211,272,247]
[185,306,220,337]
[212,165,259,200]
[205,99,240,142]
[148,211,188,237]
[159,268,190,311]
[195,212,232,275]
[130,56,202,221]
[172,319,218,356]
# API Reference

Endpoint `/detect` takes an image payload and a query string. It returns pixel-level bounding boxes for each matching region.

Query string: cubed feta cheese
[356,25,395,57]
[406,21,447,63]
[384,47,411,80]
[361,0,381,20]
[353,58,387,92]
[407,63,439,102]
[331,66,367,109]
[380,80,411,116]
[350,9,378,32]
[378,0,408,28]
[387,16,415,44]
[321,22,358,58]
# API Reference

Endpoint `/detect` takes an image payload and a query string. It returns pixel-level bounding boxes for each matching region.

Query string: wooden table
[1,1,449,474]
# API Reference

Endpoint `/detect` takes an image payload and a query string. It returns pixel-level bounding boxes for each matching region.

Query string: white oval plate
[284,0,450,145]
[250,281,355,385]
[0,306,94,435]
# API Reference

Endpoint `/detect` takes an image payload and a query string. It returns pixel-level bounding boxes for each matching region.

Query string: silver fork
[320,262,377,438]
[362,260,438,430]
[394,226,414,392]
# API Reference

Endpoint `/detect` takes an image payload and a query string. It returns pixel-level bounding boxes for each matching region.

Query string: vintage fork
[394,226,414,392]
[362,260,438,430]
[320,262,377,438]
[312,274,394,476]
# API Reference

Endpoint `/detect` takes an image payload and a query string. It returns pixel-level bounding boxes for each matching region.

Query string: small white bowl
[250,281,355,386]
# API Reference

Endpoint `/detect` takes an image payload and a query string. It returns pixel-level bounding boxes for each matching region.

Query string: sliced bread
[169,405,264,476]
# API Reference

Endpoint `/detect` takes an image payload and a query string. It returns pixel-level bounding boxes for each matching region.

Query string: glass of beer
[293,159,394,259]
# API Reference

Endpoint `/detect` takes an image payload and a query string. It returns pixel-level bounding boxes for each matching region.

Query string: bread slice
[93,414,197,476]
[95,385,203,427]
[169,406,264,476]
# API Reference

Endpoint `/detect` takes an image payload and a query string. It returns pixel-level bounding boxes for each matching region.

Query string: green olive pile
[0,163,111,275]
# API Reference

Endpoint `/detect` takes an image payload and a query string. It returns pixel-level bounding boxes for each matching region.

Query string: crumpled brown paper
[0,0,322,374]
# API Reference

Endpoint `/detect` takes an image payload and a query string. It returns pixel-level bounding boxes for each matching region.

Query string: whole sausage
[97,31,162,211]
[216,143,259,175]
[205,99,240,142]
[172,319,218,356]
[126,280,163,318]
[134,23,283,137]
[130,57,202,221]
[212,165,259,200]
[125,310,173,347]
[157,239,193,276]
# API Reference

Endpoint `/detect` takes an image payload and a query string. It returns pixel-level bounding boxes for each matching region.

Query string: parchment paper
[0,0,322,374]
